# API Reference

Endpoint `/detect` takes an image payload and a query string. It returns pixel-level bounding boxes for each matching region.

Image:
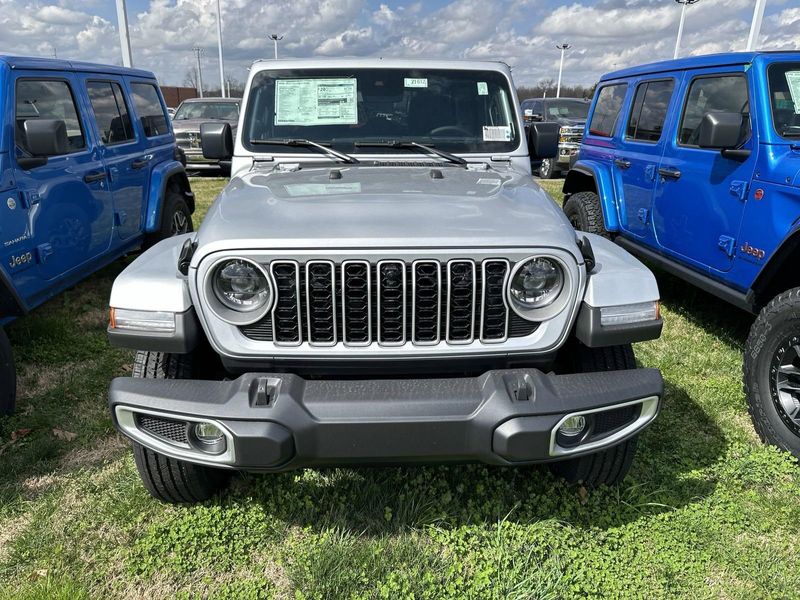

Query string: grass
[0,175,798,599]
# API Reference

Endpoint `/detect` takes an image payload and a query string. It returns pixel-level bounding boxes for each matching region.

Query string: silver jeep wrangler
[107,59,664,503]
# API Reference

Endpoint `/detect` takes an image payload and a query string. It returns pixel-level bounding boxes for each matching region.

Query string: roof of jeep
[601,50,800,82]
[249,57,512,74]
[0,55,156,79]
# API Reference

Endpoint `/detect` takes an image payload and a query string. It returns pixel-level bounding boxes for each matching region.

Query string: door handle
[131,155,152,169]
[84,171,107,183]
[658,167,681,180]
[614,158,631,169]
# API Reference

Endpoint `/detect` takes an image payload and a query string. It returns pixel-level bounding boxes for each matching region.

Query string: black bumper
[109,367,663,471]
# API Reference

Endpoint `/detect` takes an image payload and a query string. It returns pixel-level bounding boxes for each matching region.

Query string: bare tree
[183,68,199,90]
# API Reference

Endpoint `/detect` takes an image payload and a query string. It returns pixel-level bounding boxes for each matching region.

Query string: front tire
[538,158,559,179]
[744,288,800,458]
[0,327,15,417]
[563,191,610,239]
[549,343,640,488]
[131,351,231,503]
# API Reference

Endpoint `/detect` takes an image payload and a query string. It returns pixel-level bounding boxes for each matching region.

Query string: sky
[0,0,798,89]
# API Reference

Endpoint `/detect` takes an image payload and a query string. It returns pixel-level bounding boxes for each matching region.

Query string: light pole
[115,0,133,67]
[746,0,767,51]
[215,0,225,97]
[556,43,570,99]
[674,0,699,59]
[192,47,205,98]
[269,34,283,60]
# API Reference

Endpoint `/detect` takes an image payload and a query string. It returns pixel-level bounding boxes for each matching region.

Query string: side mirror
[24,119,69,156]
[200,122,233,160]
[697,112,742,149]
[528,122,560,159]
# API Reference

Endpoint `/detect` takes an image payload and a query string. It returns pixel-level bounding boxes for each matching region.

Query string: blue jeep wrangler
[0,56,195,416]
[562,51,800,458]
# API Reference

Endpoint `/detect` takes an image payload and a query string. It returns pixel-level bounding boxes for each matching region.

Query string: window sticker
[785,71,800,114]
[482,125,511,142]
[275,78,358,126]
[404,78,428,88]
[477,82,489,96]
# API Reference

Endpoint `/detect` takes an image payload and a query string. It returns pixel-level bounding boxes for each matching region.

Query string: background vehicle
[563,50,800,458]
[107,58,664,503]
[172,97,240,172]
[521,97,589,179]
[0,55,195,416]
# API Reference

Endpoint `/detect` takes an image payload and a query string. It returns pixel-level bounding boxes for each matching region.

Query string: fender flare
[144,161,194,234]
[0,264,27,319]
[749,223,800,309]
[563,160,620,232]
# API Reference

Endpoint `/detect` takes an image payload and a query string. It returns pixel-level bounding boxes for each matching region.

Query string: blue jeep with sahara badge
[0,56,195,416]
[563,51,800,458]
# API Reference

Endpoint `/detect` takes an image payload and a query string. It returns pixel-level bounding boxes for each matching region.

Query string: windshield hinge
[490,155,511,162]
[276,163,301,172]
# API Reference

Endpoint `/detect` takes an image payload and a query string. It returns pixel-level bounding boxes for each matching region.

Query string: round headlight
[212,259,270,312]
[509,257,564,309]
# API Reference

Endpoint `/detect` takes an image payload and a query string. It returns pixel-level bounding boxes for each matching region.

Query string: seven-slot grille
[240,259,538,346]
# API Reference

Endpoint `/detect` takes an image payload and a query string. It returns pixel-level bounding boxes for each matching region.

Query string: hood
[193,163,580,259]
[172,118,237,132]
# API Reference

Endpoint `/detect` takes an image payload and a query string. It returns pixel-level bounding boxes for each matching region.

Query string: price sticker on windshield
[404,78,428,88]
[482,126,511,142]
[477,82,488,96]
[785,71,800,114]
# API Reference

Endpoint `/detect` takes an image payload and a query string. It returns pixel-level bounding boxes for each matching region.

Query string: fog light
[559,415,586,437]
[600,301,659,327]
[191,422,226,454]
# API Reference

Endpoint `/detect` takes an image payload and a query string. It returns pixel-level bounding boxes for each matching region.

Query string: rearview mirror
[24,119,69,156]
[528,122,560,159]
[697,112,742,149]
[200,122,233,160]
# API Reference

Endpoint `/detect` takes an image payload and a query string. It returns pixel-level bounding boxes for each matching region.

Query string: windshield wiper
[249,138,359,164]
[354,141,467,166]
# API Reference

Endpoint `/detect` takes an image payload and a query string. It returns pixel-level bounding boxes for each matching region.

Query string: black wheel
[563,191,610,239]
[145,188,193,248]
[0,327,15,417]
[130,350,231,503]
[744,288,800,458]
[550,343,640,488]
[538,158,559,179]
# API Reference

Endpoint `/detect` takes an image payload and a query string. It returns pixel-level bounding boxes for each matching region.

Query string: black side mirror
[697,112,742,149]
[528,122,560,159]
[25,119,69,156]
[200,122,233,160]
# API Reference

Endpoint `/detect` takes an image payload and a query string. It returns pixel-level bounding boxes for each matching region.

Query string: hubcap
[770,335,800,435]
[171,211,188,235]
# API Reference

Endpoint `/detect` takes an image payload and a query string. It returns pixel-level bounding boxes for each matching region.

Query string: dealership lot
[0,176,797,599]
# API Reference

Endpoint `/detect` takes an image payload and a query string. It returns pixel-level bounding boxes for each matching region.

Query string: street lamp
[192,46,205,98]
[674,0,700,59]
[556,43,571,99]
[115,0,133,67]
[269,34,283,60]
[215,0,225,97]
[746,0,767,51]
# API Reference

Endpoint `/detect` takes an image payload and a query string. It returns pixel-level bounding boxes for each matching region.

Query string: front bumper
[110,367,663,471]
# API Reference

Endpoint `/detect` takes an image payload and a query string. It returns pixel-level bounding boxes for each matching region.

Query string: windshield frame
[767,61,800,140]
[240,66,522,156]
[173,100,240,121]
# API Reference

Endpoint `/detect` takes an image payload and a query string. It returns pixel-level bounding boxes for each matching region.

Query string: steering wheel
[429,125,472,137]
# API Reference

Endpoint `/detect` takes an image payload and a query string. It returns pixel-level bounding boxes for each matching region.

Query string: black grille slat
[413,261,441,344]
[342,261,371,345]
[306,261,336,344]
[272,262,301,344]
[137,415,188,445]
[378,261,406,344]
[447,261,475,343]
[481,260,509,341]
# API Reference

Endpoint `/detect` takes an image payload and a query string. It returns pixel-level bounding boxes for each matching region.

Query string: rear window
[588,84,627,137]
[130,82,169,137]
[626,79,674,142]
[86,81,135,145]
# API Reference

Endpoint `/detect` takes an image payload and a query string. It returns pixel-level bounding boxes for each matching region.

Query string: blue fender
[144,160,190,233]
[564,159,621,233]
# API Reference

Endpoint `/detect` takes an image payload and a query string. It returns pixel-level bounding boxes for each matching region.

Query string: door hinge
[19,190,40,209]
[637,208,649,224]
[718,235,736,257]
[729,180,748,201]
[36,243,53,263]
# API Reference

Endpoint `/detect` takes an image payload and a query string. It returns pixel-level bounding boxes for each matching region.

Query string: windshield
[545,100,589,121]
[174,101,239,121]
[242,68,520,154]
[768,62,800,139]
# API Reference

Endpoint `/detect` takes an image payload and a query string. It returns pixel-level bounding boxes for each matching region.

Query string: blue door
[11,74,112,304]
[612,77,679,241]
[82,76,147,242]
[651,69,757,273]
